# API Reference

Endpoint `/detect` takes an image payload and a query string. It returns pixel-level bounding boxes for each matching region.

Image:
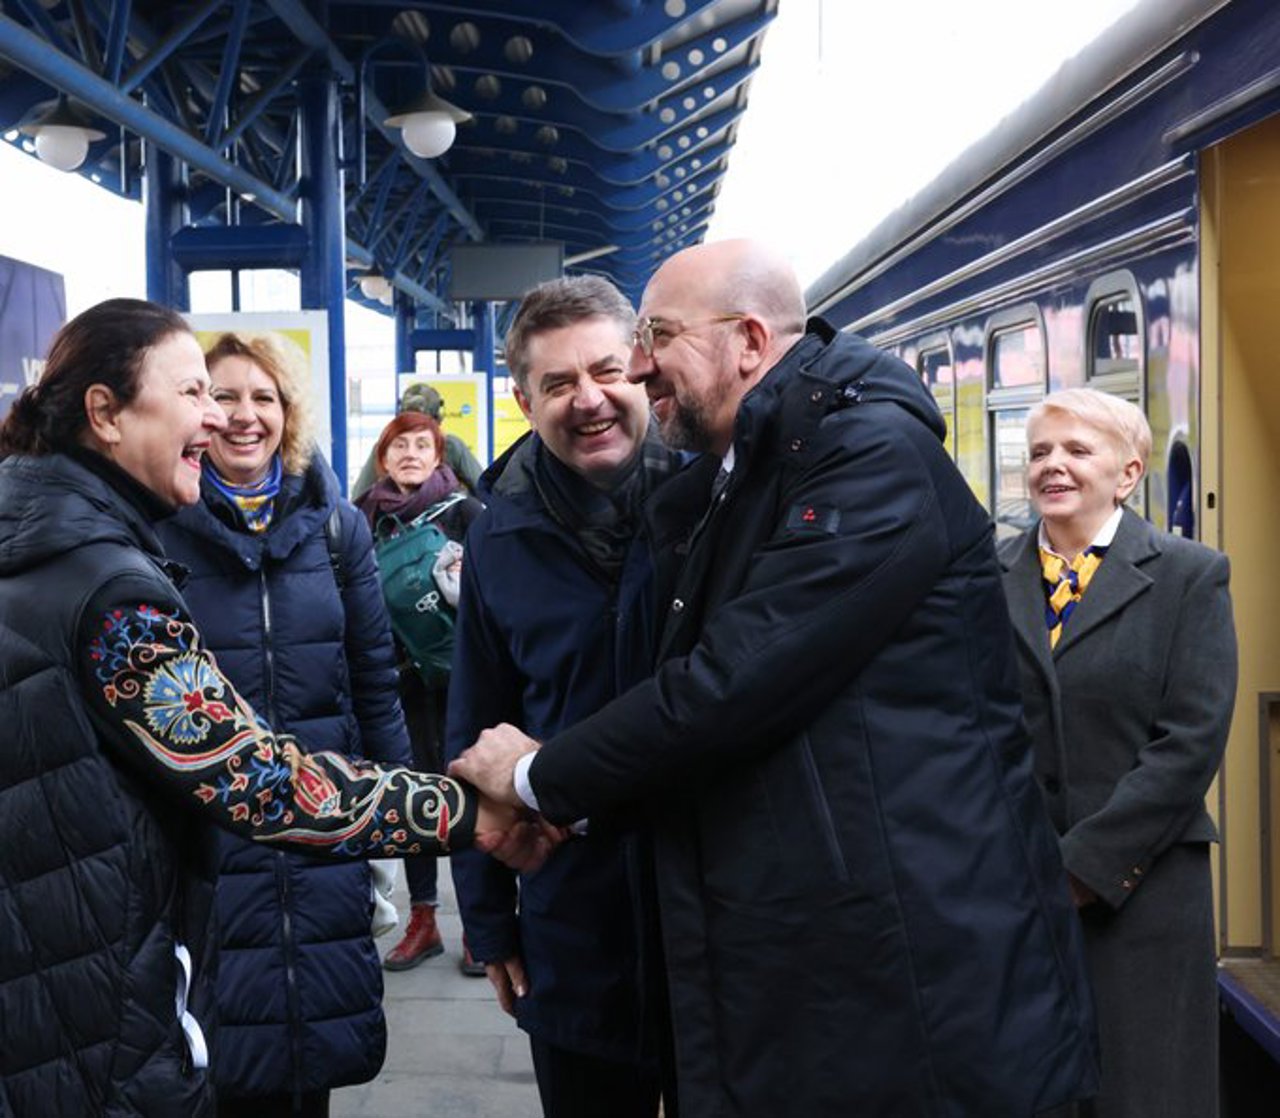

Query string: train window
[1085,274,1144,399]
[916,337,955,458]
[989,321,1045,389]
[1089,295,1141,376]
[991,408,1036,539]
[984,308,1046,539]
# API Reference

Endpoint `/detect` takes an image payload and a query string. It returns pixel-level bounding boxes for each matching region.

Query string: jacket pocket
[698,735,855,902]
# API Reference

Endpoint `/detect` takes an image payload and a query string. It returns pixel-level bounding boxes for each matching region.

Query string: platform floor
[1221,956,1280,1022]
[331,863,543,1118]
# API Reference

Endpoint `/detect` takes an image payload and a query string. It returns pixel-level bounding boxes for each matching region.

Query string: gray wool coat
[999,507,1237,1118]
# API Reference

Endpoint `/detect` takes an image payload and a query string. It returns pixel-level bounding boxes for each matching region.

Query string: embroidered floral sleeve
[80,600,476,855]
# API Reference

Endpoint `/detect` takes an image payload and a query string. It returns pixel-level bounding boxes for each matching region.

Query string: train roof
[805,0,1227,316]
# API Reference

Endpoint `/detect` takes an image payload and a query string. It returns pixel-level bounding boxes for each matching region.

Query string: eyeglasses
[630,313,746,357]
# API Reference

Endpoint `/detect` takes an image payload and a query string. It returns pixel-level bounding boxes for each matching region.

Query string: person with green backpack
[356,409,484,970]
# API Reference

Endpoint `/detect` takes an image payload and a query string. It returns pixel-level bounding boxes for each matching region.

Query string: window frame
[984,305,1047,539]
[915,331,956,459]
[1084,271,1146,403]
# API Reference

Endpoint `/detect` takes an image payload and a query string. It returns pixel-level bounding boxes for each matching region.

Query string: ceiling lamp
[17,96,105,172]
[384,87,472,159]
[358,272,392,301]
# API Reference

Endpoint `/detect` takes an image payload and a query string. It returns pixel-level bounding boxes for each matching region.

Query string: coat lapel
[1052,508,1158,657]
[1000,530,1057,688]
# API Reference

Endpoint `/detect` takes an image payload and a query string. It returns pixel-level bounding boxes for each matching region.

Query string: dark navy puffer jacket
[159,457,410,1099]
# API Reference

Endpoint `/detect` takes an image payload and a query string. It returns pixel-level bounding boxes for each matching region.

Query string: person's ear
[513,383,535,424]
[737,315,770,377]
[1115,455,1144,503]
[83,384,123,446]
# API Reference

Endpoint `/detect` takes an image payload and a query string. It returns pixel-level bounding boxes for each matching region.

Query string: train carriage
[806,0,1280,1092]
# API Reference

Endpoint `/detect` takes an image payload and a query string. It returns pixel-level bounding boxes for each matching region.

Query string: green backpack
[370,493,466,684]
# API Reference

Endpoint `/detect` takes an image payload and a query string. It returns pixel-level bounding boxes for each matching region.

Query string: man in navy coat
[454,240,1099,1117]
[446,275,683,1117]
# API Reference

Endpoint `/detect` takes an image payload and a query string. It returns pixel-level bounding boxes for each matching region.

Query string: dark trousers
[215,1090,329,1118]
[400,669,445,904]
[529,1038,662,1118]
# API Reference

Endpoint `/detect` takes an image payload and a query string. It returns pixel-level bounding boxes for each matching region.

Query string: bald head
[630,240,811,456]
[652,240,807,344]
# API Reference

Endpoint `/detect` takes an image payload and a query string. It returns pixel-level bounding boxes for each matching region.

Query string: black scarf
[533,426,680,583]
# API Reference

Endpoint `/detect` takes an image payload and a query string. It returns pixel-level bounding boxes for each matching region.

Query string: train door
[1201,114,1280,1003]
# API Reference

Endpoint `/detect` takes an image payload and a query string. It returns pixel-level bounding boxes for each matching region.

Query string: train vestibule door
[1201,113,1280,970]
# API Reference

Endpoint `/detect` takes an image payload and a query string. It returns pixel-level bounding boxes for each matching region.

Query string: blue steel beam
[223,46,311,150]
[103,0,132,85]
[119,0,221,95]
[204,0,252,149]
[0,12,298,221]
[381,11,772,116]
[263,0,483,241]
[415,0,725,56]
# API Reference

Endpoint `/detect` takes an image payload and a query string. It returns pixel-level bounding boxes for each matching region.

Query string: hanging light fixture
[384,87,472,159]
[16,96,105,172]
[358,272,392,301]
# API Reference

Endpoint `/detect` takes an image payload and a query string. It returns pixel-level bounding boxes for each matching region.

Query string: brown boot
[382,903,443,971]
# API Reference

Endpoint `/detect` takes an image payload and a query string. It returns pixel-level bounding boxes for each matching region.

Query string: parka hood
[0,453,163,578]
[738,318,947,454]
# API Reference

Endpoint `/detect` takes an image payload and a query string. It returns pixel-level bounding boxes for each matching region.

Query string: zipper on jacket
[277,854,306,1106]
[263,564,303,1100]
[260,568,281,726]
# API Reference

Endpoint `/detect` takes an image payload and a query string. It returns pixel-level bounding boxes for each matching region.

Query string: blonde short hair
[203,331,315,475]
[1028,387,1151,468]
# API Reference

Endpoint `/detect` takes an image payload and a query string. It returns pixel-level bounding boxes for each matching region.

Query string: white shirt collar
[719,445,736,475]
[1038,505,1124,557]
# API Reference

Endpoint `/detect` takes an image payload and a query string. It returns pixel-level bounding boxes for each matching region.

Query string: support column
[394,290,415,393]
[298,70,348,489]
[143,144,189,309]
[471,300,496,463]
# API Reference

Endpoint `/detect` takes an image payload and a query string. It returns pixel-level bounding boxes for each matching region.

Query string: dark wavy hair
[503,274,635,391]
[374,411,445,477]
[0,298,191,457]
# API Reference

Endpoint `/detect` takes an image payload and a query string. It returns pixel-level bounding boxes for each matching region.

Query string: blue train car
[806,0,1280,1098]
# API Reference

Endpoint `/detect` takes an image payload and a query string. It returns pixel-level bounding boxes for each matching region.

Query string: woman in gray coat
[998,387,1237,1118]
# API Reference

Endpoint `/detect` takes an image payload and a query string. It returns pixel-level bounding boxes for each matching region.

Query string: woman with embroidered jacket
[157,331,424,1118]
[997,388,1236,1118]
[355,411,483,972]
[0,300,528,1118]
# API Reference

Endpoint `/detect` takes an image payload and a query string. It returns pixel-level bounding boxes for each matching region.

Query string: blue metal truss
[0,0,776,312]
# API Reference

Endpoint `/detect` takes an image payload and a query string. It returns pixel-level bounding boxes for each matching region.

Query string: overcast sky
[707,0,1143,285]
[0,0,1143,312]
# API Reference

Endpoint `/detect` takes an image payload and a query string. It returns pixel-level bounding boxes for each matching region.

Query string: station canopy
[0,0,777,315]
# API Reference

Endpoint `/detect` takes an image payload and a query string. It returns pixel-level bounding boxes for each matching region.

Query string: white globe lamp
[16,96,105,173]
[385,88,471,160]
[34,125,91,172]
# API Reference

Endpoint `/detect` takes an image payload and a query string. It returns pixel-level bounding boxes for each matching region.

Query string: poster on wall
[186,311,331,463]
[399,373,488,464]
[0,254,66,422]
[492,391,531,461]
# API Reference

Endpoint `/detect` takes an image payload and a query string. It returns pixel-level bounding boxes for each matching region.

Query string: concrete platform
[331,862,543,1118]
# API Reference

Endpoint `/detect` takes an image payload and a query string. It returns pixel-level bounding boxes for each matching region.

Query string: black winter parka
[0,451,475,1118]
[531,322,1100,1117]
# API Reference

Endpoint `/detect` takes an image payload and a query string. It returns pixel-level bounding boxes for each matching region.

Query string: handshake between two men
[462,723,559,874]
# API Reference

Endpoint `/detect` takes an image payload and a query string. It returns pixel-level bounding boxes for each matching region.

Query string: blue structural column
[143,144,189,310]
[394,290,414,394]
[471,300,496,462]
[297,69,348,489]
